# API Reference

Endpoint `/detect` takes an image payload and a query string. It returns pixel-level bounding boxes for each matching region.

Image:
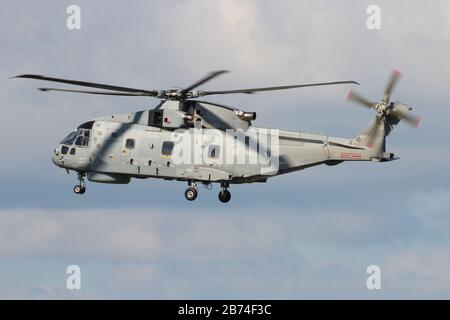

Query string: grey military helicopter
[14,70,418,202]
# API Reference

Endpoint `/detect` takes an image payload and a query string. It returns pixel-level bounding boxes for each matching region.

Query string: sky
[0,0,450,299]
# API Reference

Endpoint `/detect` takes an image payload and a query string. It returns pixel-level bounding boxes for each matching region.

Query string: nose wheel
[74,172,86,195]
[73,185,86,194]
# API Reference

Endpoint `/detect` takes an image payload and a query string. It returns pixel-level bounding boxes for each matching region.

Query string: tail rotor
[347,70,420,127]
[347,70,420,148]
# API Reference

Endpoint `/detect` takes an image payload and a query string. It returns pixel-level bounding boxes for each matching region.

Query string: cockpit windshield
[60,121,94,147]
[61,130,78,145]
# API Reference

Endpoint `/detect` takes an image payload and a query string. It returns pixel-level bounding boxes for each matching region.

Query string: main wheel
[218,189,231,203]
[185,187,198,201]
[73,185,84,194]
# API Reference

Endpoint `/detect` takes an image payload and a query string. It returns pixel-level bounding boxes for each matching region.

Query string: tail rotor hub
[375,102,388,117]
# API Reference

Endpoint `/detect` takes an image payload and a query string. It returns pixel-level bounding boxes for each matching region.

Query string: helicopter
[13,70,419,203]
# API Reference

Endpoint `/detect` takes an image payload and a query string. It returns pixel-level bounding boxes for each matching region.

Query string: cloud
[0,209,159,261]
[410,188,450,235]
[385,249,450,295]
[0,201,447,298]
[0,204,421,262]
[0,208,285,262]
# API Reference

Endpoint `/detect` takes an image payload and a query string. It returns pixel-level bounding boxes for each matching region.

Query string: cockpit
[60,121,94,148]
[52,120,95,170]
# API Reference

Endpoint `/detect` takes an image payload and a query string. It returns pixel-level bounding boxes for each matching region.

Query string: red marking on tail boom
[341,152,362,160]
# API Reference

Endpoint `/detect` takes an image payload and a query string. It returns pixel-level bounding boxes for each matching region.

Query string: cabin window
[161,141,174,156]
[208,145,220,159]
[70,148,76,155]
[61,145,69,154]
[125,138,135,150]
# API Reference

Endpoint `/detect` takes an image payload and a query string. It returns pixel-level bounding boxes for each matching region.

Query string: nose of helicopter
[52,147,63,167]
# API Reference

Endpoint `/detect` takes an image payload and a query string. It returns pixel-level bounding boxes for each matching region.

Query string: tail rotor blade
[383,70,402,103]
[390,109,420,127]
[365,117,383,148]
[347,90,375,109]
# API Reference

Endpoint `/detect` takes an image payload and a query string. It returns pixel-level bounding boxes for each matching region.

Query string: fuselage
[52,114,385,185]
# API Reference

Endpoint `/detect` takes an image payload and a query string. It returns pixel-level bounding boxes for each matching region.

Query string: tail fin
[350,118,385,154]
[350,115,401,156]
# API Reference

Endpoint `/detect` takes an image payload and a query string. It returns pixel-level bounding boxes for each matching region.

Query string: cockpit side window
[74,129,90,147]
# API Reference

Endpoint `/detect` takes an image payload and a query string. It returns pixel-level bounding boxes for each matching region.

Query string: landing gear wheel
[185,187,198,201]
[74,172,86,195]
[218,189,231,203]
[73,185,86,195]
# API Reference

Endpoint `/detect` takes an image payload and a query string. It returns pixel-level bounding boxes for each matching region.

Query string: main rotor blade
[383,70,402,104]
[199,80,359,96]
[38,87,155,96]
[180,70,229,96]
[13,74,157,95]
[347,90,376,108]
